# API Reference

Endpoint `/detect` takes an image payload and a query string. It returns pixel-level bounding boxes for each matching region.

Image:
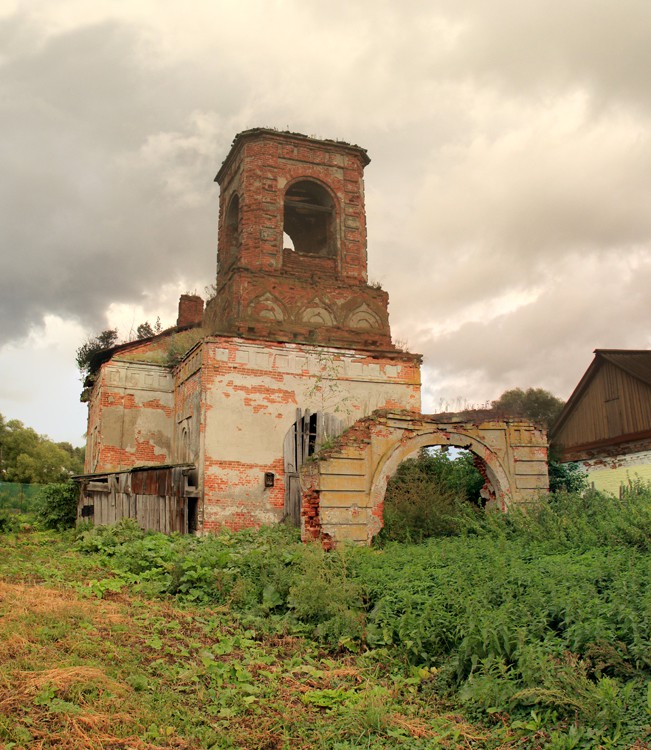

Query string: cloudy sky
[2,0,651,445]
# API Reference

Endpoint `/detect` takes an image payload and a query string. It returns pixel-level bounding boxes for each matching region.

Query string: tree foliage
[492,386,564,428]
[136,317,162,339]
[75,329,119,378]
[379,448,484,543]
[136,321,154,339]
[0,414,84,483]
[549,459,589,494]
[35,481,78,530]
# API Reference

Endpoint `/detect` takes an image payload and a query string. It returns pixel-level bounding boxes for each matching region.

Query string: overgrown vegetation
[0,413,84,483]
[75,328,119,379]
[1,484,650,747]
[116,328,206,369]
[34,481,78,531]
[76,317,203,383]
[379,448,484,543]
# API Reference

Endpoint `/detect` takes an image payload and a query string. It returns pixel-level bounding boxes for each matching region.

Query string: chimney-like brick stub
[177,295,204,328]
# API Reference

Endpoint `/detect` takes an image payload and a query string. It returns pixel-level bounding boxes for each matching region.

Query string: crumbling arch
[283,179,337,258]
[299,411,548,546]
[370,430,512,538]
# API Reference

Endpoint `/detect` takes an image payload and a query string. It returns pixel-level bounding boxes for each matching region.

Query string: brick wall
[198,334,420,530]
[209,129,393,350]
[85,360,174,473]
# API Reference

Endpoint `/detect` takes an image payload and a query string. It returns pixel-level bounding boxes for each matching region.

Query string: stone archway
[300,410,549,546]
[370,429,511,516]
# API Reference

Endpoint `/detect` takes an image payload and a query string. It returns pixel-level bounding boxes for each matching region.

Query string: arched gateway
[300,410,549,546]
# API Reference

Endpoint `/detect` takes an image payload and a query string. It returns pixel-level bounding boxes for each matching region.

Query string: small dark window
[284,180,336,257]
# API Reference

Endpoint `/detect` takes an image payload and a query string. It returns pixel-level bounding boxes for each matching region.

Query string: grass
[1,486,651,748]
[0,532,495,749]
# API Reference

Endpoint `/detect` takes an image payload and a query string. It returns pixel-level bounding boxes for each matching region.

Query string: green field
[0,487,650,749]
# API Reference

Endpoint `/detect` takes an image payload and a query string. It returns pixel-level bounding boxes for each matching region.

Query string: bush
[35,482,78,530]
[548,459,589,494]
[0,509,19,533]
[71,487,651,742]
[378,448,484,543]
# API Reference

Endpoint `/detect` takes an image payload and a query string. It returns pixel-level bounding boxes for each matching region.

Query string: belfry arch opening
[283,180,336,258]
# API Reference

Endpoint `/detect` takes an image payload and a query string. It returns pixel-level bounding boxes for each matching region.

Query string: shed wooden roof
[596,350,651,387]
[551,349,651,444]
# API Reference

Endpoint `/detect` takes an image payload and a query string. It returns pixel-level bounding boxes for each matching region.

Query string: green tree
[492,387,564,428]
[35,481,78,530]
[379,448,484,543]
[76,328,119,378]
[0,415,84,483]
[136,318,162,339]
[136,321,154,339]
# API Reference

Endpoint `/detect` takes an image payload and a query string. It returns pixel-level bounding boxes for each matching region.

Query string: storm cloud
[2,0,651,442]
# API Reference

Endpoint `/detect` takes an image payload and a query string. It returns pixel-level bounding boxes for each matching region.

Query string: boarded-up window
[283,409,343,526]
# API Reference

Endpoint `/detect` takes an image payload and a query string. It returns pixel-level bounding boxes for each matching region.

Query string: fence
[0,482,44,513]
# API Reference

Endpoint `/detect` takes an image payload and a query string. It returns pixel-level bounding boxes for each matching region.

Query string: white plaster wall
[93,361,174,471]
[200,337,421,527]
[580,449,651,495]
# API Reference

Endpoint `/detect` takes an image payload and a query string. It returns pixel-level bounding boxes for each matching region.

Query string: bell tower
[204,128,394,350]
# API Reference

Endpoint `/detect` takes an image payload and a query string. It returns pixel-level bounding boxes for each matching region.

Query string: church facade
[79,129,422,535]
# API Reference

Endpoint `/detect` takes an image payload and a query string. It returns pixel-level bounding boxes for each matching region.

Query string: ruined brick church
[79,128,548,542]
[79,129,423,536]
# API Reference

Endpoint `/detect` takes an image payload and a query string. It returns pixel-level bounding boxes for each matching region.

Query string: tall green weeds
[74,485,651,745]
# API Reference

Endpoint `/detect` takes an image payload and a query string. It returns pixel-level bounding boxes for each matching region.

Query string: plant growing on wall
[305,350,352,423]
[75,329,119,379]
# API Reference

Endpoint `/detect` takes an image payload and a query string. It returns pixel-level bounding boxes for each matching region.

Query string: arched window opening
[180,426,190,463]
[378,446,487,544]
[223,193,240,266]
[283,180,336,257]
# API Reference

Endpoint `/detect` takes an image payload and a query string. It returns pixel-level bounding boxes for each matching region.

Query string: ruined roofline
[83,320,203,385]
[200,333,423,364]
[215,127,371,185]
[380,408,547,427]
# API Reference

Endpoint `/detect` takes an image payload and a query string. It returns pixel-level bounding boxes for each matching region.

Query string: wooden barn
[77,464,200,534]
[550,349,651,494]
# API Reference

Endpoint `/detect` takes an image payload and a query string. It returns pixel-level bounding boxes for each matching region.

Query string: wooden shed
[550,350,651,493]
[77,464,200,534]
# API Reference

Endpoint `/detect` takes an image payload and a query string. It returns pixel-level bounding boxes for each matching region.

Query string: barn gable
[551,350,651,493]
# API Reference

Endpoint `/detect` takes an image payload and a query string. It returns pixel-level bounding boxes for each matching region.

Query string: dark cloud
[0,16,231,344]
[2,1,651,441]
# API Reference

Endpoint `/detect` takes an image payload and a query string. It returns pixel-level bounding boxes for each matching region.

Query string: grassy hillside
[0,486,650,748]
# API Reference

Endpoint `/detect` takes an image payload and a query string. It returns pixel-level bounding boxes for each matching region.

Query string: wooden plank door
[283,409,343,526]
